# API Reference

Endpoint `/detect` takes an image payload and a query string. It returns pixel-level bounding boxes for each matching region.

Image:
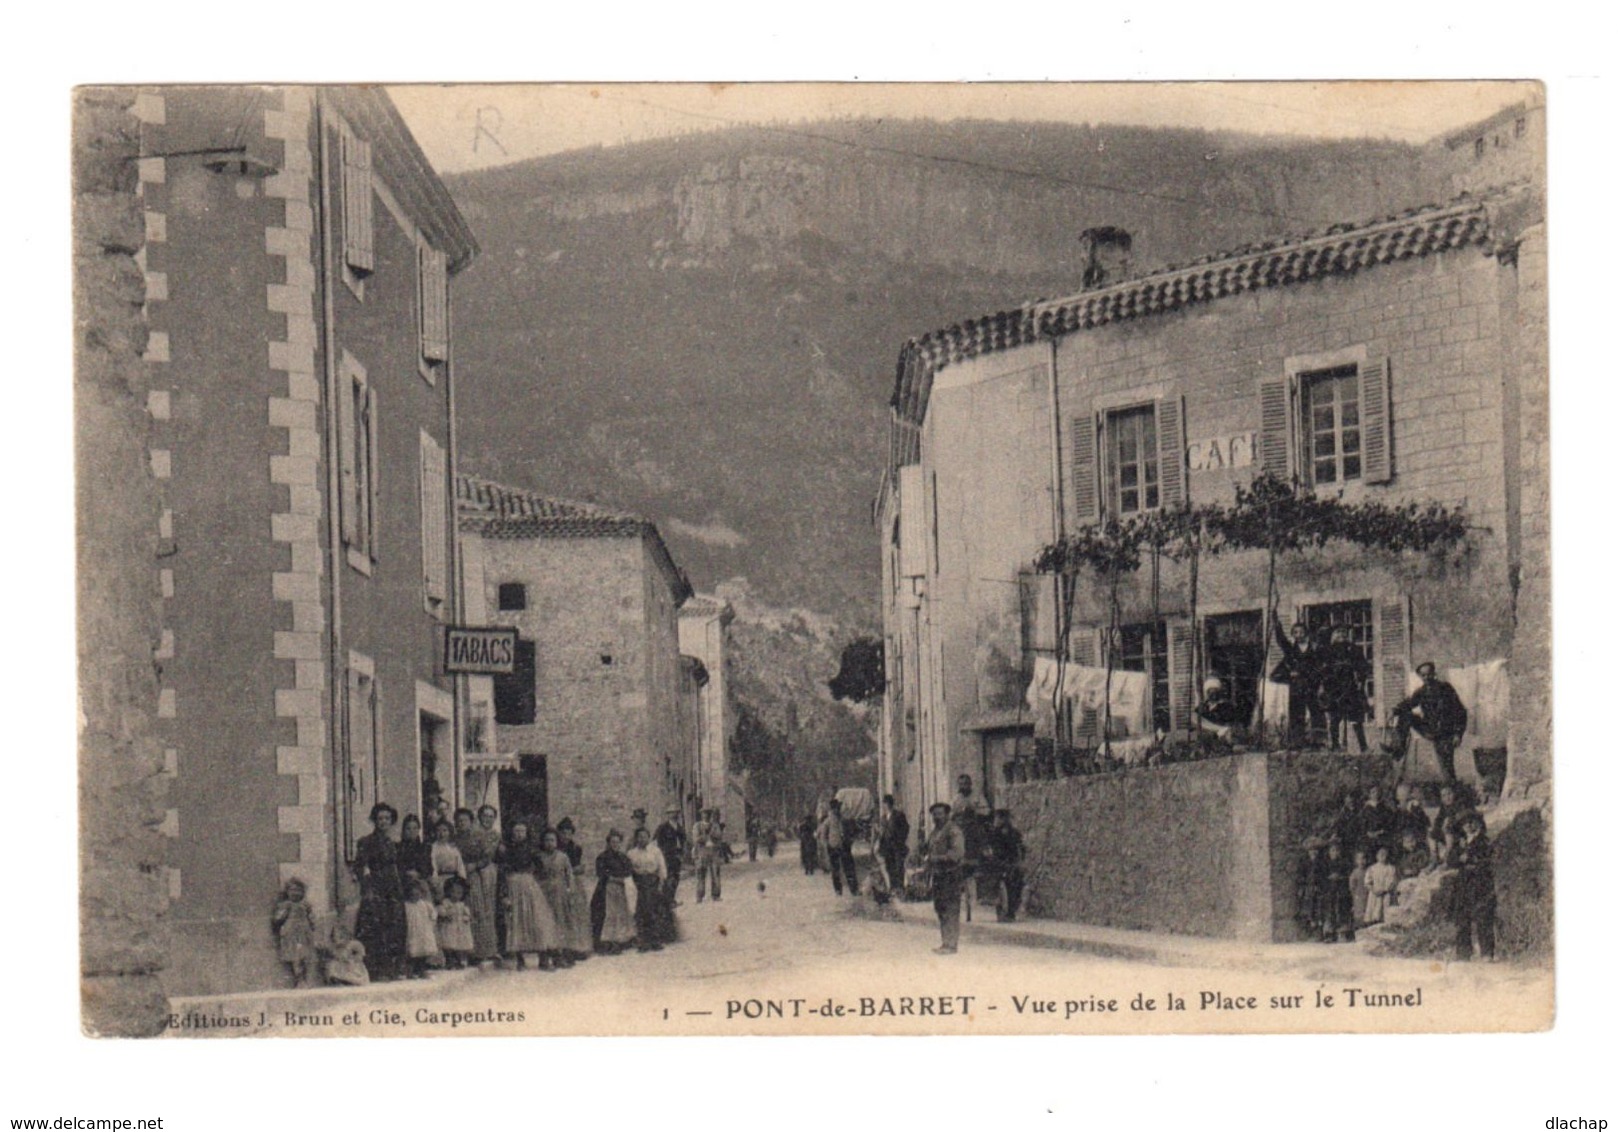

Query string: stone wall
[1008,753,1378,942]
[75,87,171,1036]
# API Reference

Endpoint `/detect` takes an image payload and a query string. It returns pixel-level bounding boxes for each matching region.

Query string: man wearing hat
[653,805,687,906]
[925,802,967,954]
[1387,662,1469,783]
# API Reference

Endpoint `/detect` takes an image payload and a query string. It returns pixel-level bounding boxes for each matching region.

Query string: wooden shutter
[337,359,359,547]
[1167,620,1196,733]
[494,639,537,725]
[341,126,374,274]
[1155,395,1187,508]
[362,382,379,558]
[1258,376,1294,480]
[420,432,448,605]
[1375,594,1410,721]
[1071,413,1101,525]
[344,666,378,859]
[1358,356,1393,484]
[897,465,925,578]
[418,244,449,363]
[1020,571,1058,654]
[1068,627,1101,746]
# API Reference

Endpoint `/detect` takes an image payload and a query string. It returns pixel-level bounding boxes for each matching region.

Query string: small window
[1473,136,1485,160]
[1105,405,1160,515]
[1300,365,1362,487]
[1514,117,1527,139]
[497,583,527,611]
[599,654,614,667]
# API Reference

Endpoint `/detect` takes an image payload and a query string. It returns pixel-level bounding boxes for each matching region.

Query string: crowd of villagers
[1027,474,1472,778]
[270,802,679,987]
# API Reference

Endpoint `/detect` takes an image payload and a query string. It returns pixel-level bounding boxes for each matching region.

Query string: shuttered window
[1075,396,1187,523]
[1166,620,1196,734]
[339,123,374,276]
[494,638,537,725]
[419,431,448,611]
[1260,356,1392,487]
[1068,627,1102,746]
[1374,594,1410,720]
[417,242,449,368]
[338,354,377,565]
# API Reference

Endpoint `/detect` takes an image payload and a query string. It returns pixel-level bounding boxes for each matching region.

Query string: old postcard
[74,80,1550,1038]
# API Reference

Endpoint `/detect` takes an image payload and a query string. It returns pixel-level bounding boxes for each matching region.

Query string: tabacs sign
[443,627,519,675]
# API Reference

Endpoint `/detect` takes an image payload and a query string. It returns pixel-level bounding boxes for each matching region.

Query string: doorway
[1203,611,1265,724]
[497,754,549,832]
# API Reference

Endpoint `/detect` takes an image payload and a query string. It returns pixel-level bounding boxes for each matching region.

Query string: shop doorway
[1203,611,1265,724]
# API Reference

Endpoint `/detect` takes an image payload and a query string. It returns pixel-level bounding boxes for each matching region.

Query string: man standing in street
[952,774,989,918]
[653,805,686,907]
[925,802,966,954]
[817,799,859,896]
[694,809,724,902]
[877,794,910,898]
[1387,662,1470,783]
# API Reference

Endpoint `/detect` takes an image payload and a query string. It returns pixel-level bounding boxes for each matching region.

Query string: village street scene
[74,82,1551,1039]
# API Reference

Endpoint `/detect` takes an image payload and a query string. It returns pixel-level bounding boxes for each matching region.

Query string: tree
[828,636,885,704]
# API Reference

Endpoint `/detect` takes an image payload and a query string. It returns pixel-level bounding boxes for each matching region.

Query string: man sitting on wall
[1195,678,1243,745]
[1385,662,1469,783]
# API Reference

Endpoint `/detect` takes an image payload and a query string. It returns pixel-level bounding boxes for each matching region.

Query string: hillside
[445,118,1440,626]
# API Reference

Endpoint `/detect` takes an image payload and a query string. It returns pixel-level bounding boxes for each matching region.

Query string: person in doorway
[353,802,406,982]
[694,809,724,903]
[798,813,819,875]
[1387,662,1470,783]
[653,806,686,907]
[925,802,967,954]
[1319,627,1372,753]
[1270,617,1324,747]
[1195,678,1243,743]
[876,794,910,899]
[817,799,859,895]
[1447,812,1497,961]
[456,805,503,965]
[984,809,1027,922]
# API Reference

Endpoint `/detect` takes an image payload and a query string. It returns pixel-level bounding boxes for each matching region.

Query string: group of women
[351,802,677,981]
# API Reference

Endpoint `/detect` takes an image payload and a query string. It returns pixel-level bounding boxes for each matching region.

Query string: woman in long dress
[500,821,562,970]
[593,830,637,954]
[353,802,406,982]
[456,805,502,963]
[627,826,670,951]
[535,828,578,969]
[555,818,595,961]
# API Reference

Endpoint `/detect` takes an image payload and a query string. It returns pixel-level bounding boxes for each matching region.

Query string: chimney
[1079,227,1133,290]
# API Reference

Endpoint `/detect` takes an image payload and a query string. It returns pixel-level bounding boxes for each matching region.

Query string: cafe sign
[1188,432,1256,472]
[443,626,519,675]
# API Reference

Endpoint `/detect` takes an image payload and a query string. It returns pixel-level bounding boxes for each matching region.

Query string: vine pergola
[1034,474,1471,752]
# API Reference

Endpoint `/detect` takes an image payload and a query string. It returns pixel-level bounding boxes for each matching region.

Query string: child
[1295,839,1324,938]
[403,875,441,978]
[1349,848,1370,928]
[437,876,475,968]
[1396,830,1430,879]
[1447,812,1496,961]
[1362,846,1399,925]
[271,878,316,987]
[1319,839,1355,943]
[429,820,466,902]
[324,927,369,987]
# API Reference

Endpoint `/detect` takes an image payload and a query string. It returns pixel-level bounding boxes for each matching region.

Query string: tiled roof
[891,189,1530,428]
[456,474,693,603]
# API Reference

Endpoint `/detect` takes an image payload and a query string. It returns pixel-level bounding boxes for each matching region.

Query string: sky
[390,81,1539,174]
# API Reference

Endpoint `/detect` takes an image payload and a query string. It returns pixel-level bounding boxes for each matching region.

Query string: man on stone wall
[1387,662,1470,783]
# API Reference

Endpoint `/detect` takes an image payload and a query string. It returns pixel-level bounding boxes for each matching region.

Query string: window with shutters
[1301,366,1362,486]
[338,121,374,287]
[417,240,449,383]
[494,638,537,725]
[342,655,379,861]
[1072,396,1186,525]
[338,353,378,573]
[419,431,448,615]
[1118,620,1171,733]
[1265,351,1392,488]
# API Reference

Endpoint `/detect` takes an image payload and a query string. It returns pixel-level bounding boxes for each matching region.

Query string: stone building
[456,475,693,852]
[877,171,1546,940]
[679,594,739,834]
[87,86,478,997]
